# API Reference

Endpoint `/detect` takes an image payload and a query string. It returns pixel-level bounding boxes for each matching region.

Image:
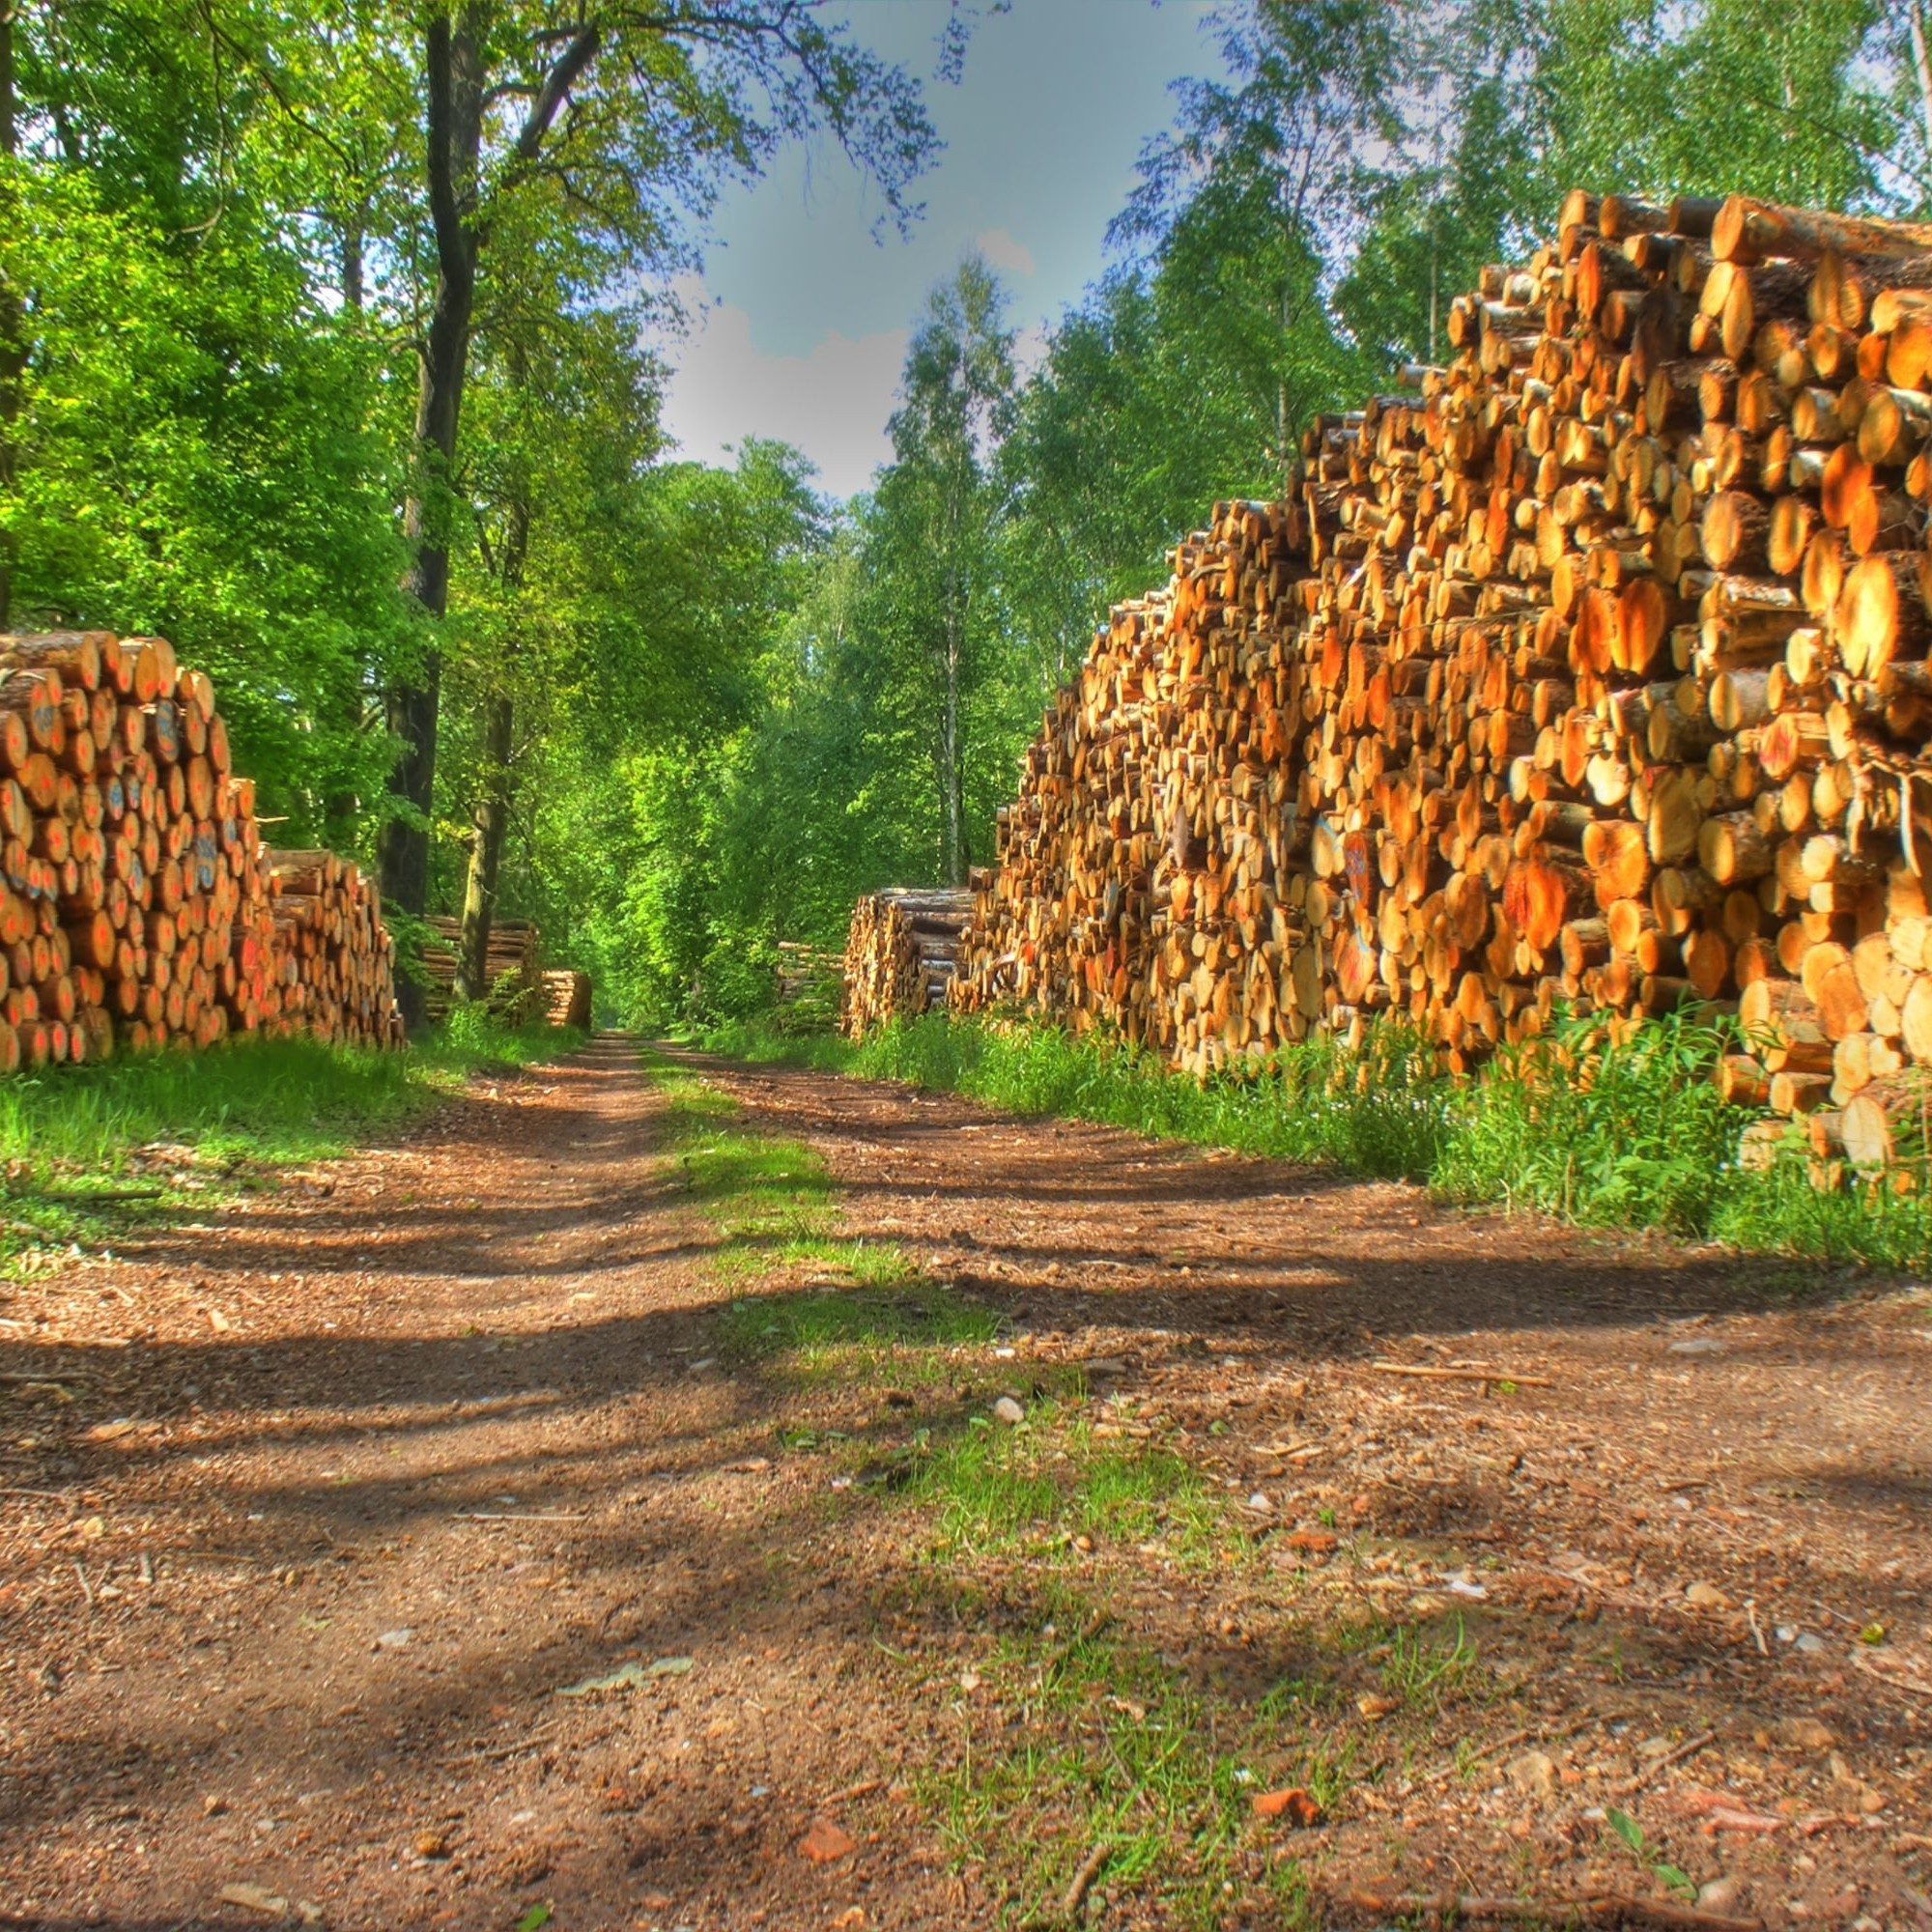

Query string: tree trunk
[456,487,527,1006]
[1910,1,1932,163]
[0,0,22,630]
[455,689,514,1004]
[943,595,964,884]
[382,7,483,1024]
[937,459,968,886]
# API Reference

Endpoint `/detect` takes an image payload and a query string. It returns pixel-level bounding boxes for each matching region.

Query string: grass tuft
[639,1047,942,1371]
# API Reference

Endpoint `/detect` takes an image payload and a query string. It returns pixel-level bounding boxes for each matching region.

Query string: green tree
[869,254,1016,883]
[365,0,944,1014]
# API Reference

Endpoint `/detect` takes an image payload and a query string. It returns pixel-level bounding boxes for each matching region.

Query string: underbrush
[0,1016,584,1269]
[697,1009,1932,1272]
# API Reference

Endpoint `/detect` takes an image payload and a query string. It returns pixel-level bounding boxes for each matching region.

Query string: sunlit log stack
[0,629,400,1069]
[418,915,541,1023]
[544,967,593,1030]
[261,848,403,1048]
[952,190,1932,1165]
[842,888,972,1037]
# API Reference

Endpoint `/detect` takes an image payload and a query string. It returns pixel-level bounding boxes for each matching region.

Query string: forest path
[1,1037,1927,1930]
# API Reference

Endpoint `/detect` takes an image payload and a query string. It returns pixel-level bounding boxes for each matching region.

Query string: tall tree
[872,255,1015,884]
[1114,0,1415,494]
[376,2,941,1019]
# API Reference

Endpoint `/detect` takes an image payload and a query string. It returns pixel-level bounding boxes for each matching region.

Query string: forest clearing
[1,1038,1926,1930]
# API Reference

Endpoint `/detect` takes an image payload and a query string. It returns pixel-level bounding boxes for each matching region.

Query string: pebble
[1696,1877,1743,1914]
[1668,1337,1724,1356]
[990,1396,1024,1425]
[1685,1580,1731,1610]
[1775,1717,1835,1751]
[1508,1749,1557,1797]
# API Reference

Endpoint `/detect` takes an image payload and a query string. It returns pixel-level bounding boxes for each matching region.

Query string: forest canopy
[6,0,1932,1025]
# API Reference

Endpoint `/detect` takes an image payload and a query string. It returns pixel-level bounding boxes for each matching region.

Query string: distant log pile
[953,190,1932,1162]
[544,967,592,1030]
[420,916,541,1023]
[0,629,399,1068]
[843,889,972,1037]
[775,940,841,1033]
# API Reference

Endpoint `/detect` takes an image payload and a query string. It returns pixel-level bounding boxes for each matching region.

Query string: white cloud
[657,293,908,500]
[975,227,1037,277]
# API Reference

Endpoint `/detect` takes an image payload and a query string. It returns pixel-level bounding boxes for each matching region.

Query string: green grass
[0,1016,585,1271]
[640,1048,972,1376]
[698,1008,1932,1273]
[913,1580,1335,1929]
[918,1596,1254,1926]
[908,1403,1232,1566]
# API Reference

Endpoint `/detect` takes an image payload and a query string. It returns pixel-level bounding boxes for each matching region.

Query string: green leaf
[1606,1807,1644,1854]
[516,1908,553,1932]
[1658,1862,1699,1901]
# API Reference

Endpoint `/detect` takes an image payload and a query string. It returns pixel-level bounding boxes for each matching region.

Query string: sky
[653,0,1225,499]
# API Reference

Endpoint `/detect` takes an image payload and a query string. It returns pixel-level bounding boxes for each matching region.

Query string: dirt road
[1,1037,1927,1930]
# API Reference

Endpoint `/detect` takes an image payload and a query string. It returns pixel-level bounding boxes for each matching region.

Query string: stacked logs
[261,850,402,1046]
[419,916,540,1023]
[774,941,841,1033]
[544,968,593,1030]
[0,629,399,1067]
[842,889,972,1037]
[953,190,1932,1166]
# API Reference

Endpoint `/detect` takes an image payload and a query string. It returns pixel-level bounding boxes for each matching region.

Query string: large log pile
[843,889,972,1037]
[953,190,1932,1163]
[0,630,399,1067]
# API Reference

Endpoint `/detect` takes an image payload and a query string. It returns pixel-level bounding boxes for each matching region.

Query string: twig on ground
[1853,1648,1932,1698]
[1370,1360,1553,1387]
[1609,1726,1719,1795]
[72,1561,94,1608]
[1058,1841,1109,1922]
[1409,1707,1635,1791]
[1349,1890,1762,1931]
[1745,1600,1769,1656]
[824,1776,885,1805]
[453,1511,588,1522]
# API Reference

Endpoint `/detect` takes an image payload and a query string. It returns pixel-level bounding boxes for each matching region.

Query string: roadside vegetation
[0,1015,583,1273]
[697,1009,1932,1274]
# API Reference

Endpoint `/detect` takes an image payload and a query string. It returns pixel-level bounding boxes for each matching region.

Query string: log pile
[0,629,399,1067]
[842,889,972,1037]
[419,916,541,1023]
[259,849,401,1047]
[774,940,841,1033]
[544,967,592,1030]
[952,189,1932,1165]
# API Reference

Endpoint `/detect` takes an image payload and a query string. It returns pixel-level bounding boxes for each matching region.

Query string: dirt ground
[1,1035,1928,1932]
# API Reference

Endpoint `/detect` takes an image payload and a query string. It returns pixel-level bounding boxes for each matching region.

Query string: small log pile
[774,940,841,1033]
[544,967,592,1030]
[419,916,541,1023]
[0,629,399,1067]
[842,889,972,1037]
[952,190,1932,1165]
